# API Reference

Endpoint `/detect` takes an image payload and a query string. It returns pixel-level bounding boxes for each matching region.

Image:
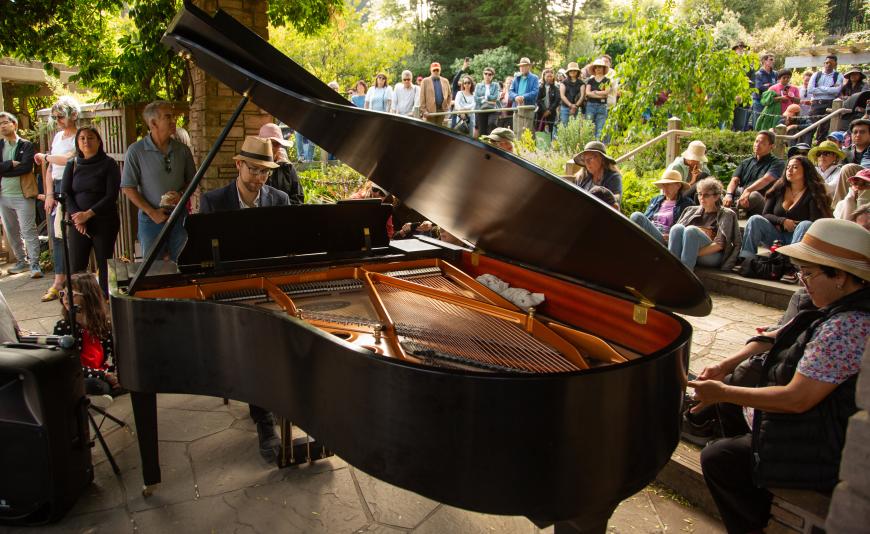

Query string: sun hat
[843,68,866,81]
[826,131,846,145]
[516,57,532,67]
[232,136,279,169]
[258,123,291,147]
[681,140,708,163]
[731,41,748,51]
[590,58,609,74]
[653,169,690,192]
[483,127,515,143]
[565,62,581,74]
[807,140,846,164]
[787,143,812,158]
[852,168,870,184]
[777,218,870,282]
[784,104,801,116]
[572,141,616,166]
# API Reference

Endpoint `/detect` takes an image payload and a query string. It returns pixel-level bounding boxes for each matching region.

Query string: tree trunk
[564,0,577,60]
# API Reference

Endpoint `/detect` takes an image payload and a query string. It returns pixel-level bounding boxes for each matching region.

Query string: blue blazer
[199,182,290,214]
[509,73,540,106]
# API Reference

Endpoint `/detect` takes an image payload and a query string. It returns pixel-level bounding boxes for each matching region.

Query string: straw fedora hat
[258,123,291,147]
[777,219,870,282]
[572,141,616,166]
[681,140,708,163]
[565,62,581,74]
[807,140,846,164]
[233,136,279,169]
[653,169,690,192]
[516,57,532,67]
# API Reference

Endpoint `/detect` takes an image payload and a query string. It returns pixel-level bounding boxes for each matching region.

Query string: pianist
[199,135,289,461]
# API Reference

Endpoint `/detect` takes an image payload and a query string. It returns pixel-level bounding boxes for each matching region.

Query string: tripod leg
[89,409,121,475]
[91,404,128,428]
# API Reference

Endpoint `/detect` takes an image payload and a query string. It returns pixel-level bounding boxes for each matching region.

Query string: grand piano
[109,3,712,533]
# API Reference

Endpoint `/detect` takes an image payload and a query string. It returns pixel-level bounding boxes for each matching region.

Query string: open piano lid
[162,2,712,317]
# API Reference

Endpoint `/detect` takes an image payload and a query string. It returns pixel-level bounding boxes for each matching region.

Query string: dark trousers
[700,403,772,533]
[478,112,497,136]
[68,215,119,294]
[810,101,833,144]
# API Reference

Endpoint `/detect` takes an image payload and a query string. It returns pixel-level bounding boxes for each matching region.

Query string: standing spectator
[839,68,867,100]
[258,123,304,204]
[584,59,614,141]
[35,96,79,300]
[807,55,844,144]
[845,118,870,165]
[0,112,40,277]
[572,141,622,204]
[668,177,741,271]
[508,57,540,110]
[601,54,619,109]
[808,140,845,198]
[419,62,452,125]
[121,101,195,262]
[629,170,694,243]
[738,156,832,270]
[450,58,471,128]
[497,75,514,128]
[536,68,559,138]
[391,70,419,118]
[667,140,711,200]
[724,131,785,217]
[350,80,367,108]
[453,75,476,135]
[365,73,393,113]
[752,54,777,128]
[798,70,814,117]
[833,166,869,220]
[556,68,566,84]
[559,62,585,127]
[769,69,801,116]
[61,127,121,294]
[474,67,500,136]
[294,129,315,163]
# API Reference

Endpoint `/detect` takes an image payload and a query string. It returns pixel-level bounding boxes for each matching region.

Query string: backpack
[812,71,840,88]
[739,251,795,280]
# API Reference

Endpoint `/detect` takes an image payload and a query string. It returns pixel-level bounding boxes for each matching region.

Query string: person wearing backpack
[807,55,843,144]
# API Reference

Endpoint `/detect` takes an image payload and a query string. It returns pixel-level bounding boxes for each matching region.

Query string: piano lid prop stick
[128,81,258,295]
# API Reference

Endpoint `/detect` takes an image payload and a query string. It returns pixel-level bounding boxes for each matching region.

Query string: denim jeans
[629,212,665,244]
[740,215,813,260]
[559,105,578,127]
[138,210,187,262]
[585,102,608,140]
[295,133,314,162]
[0,196,40,269]
[669,224,723,270]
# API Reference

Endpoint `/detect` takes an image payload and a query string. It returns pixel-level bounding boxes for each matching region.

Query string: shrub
[551,116,596,156]
[449,46,518,82]
[298,164,367,203]
[620,169,662,216]
[684,128,756,184]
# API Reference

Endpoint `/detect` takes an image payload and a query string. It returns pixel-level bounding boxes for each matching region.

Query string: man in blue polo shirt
[121,101,195,262]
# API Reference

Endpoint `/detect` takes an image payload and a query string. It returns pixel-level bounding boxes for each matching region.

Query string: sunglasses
[815,151,835,157]
[163,153,172,173]
[51,114,65,120]
[402,78,411,81]
[484,72,493,76]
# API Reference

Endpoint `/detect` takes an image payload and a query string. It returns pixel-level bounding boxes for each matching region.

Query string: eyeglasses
[243,161,271,177]
[163,153,172,173]
[698,192,721,198]
[0,121,11,127]
[402,78,411,81]
[58,290,83,299]
[796,270,822,285]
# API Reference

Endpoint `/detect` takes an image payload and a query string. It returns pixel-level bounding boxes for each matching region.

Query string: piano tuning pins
[373,324,383,344]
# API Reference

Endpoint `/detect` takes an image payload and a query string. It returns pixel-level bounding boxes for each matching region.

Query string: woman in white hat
[668,177,741,270]
[689,218,870,534]
[572,141,622,204]
[666,140,711,200]
[584,58,613,141]
[629,170,694,243]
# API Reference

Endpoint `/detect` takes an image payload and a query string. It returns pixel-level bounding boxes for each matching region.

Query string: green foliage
[270,1,413,93]
[268,0,344,34]
[551,116,596,156]
[298,164,367,203]
[608,140,667,176]
[448,47,519,83]
[746,19,816,69]
[686,128,756,183]
[516,129,537,154]
[605,7,755,141]
[711,10,749,50]
[619,169,663,216]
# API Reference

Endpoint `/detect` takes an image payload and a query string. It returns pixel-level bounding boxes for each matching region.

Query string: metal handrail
[425,105,536,117]
[615,129,692,164]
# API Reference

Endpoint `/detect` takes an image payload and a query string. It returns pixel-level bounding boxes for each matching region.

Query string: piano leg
[130,391,161,490]
[552,508,614,534]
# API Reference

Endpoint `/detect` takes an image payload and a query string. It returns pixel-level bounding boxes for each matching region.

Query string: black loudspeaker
[0,344,93,525]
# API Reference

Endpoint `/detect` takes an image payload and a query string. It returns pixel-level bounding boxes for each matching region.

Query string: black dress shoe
[256,419,281,463]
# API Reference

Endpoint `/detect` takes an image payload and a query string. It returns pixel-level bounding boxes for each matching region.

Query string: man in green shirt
[0,112,41,277]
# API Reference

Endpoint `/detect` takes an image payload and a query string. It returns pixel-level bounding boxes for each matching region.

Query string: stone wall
[188,0,272,192]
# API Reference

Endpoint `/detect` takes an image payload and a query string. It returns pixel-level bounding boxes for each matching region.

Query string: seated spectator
[845,118,870,165]
[724,131,784,217]
[588,185,619,210]
[572,141,622,205]
[349,181,394,238]
[786,143,811,159]
[831,163,864,210]
[807,140,845,198]
[851,204,870,230]
[738,156,833,270]
[668,177,740,270]
[393,220,439,240]
[666,140,711,201]
[689,218,870,534]
[54,273,120,396]
[629,170,693,243]
[199,136,289,213]
[481,127,515,153]
[782,104,810,144]
[839,68,868,100]
[834,167,870,220]
[826,131,846,148]
[258,123,304,204]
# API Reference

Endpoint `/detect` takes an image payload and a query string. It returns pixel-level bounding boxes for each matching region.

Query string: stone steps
[695,267,797,310]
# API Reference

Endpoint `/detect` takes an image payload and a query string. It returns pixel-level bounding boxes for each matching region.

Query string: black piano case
[0,344,93,525]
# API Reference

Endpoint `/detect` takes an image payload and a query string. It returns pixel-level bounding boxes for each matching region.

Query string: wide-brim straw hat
[572,141,615,166]
[516,57,532,67]
[844,68,866,80]
[777,219,870,282]
[232,136,279,169]
[681,140,708,163]
[483,127,515,143]
[258,123,291,147]
[731,41,748,51]
[653,169,690,192]
[565,62,581,74]
[807,140,846,164]
[590,59,609,74]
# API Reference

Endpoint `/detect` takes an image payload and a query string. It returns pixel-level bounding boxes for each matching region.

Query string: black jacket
[268,162,304,205]
[536,83,560,120]
[199,181,290,214]
[0,138,35,178]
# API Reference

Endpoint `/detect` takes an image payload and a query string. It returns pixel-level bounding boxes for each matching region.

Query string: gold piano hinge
[362,227,371,251]
[625,286,654,325]
[471,250,482,266]
[210,238,220,268]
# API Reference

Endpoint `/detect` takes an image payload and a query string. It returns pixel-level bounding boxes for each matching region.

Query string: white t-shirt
[50,130,76,181]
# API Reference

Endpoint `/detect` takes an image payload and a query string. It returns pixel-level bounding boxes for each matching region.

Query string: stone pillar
[188,0,272,193]
[773,124,788,159]
[513,107,534,140]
